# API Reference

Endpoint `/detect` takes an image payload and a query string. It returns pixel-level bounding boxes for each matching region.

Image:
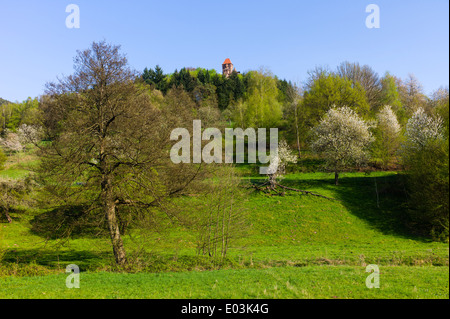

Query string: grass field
[1,266,448,299]
[0,153,448,299]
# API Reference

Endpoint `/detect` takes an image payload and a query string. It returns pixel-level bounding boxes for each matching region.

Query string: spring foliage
[403,108,444,152]
[372,105,401,168]
[401,107,448,241]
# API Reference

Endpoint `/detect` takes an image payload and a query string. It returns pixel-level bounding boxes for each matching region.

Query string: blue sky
[0,0,448,102]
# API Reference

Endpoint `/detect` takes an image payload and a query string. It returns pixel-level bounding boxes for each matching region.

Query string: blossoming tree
[310,106,374,185]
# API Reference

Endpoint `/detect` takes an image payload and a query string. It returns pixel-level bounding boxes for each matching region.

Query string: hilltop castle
[222,58,238,78]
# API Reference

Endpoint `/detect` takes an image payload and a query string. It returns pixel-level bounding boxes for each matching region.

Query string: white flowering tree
[253,140,333,200]
[373,105,402,168]
[311,106,374,185]
[402,107,444,153]
[17,124,42,149]
[267,140,298,188]
[0,130,23,156]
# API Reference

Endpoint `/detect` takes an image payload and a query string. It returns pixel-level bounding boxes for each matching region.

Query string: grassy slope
[237,172,448,266]
[0,156,448,298]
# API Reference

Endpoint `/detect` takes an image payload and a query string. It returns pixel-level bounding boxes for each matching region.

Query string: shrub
[372,105,402,168]
[401,108,449,241]
[0,148,6,170]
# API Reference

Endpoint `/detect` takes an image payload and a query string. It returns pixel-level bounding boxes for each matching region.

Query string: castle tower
[222,58,235,78]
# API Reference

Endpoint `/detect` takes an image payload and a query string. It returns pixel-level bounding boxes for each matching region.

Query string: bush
[403,139,449,241]
[372,105,402,169]
[0,148,6,170]
[401,108,449,241]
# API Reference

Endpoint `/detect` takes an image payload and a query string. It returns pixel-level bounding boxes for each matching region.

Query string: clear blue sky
[0,0,448,102]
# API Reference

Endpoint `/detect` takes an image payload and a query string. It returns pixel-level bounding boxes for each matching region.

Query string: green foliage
[371,105,402,169]
[277,80,293,103]
[398,74,428,117]
[402,139,449,241]
[0,148,6,170]
[1,97,40,136]
[39,42,220,266]
[380,73,406,124]
[29,205,109,239]
[152,67,246,110]
[142,65,168,94]
[279,82,303,154]
[302,73,370,132]
[432,88,449,137]
[0,97,11,105]
[228,70,283,128]
[336,61,383,113]
[0,177,34,223]
[186,166,250,260]
[211,70,245,110]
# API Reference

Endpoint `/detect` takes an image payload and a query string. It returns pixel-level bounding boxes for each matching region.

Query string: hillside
[0,97,11,105]
[0,155,448,298]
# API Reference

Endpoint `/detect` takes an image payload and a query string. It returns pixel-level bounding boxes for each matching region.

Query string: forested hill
[0,97,10,105]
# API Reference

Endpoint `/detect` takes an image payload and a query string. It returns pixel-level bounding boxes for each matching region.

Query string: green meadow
[0,156,448,299]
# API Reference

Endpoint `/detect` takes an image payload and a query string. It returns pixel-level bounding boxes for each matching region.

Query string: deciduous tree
[337,61,383,112]
[310,106,374,185]
[372,105,402,168]
[302,73,369,133]
[38,41,209,266]
[400,107,448,241]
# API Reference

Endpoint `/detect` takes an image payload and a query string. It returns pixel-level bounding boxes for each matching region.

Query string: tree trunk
[4,210,12,223]
[102,178,127,266]
[1,104,3,130]
[335,172,339,186]
[294,104,301,159]
[268,174,277,189]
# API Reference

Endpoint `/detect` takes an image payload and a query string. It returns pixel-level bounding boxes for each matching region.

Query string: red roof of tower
[223,58,232,65]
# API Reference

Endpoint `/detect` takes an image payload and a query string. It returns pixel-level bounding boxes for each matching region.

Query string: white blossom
[268,139,298,182]
[0,130,23,153]
[310,106,374,174]
[374,105,402,166]
[376,105,401,137]
[17,124,43,146]
[403,107,443,151]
